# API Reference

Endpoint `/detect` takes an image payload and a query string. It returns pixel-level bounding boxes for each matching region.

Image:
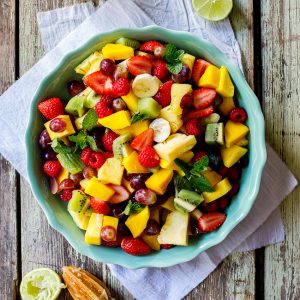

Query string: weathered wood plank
[261,0,300,299]
[0,0,19,299]
[185,1,256,299]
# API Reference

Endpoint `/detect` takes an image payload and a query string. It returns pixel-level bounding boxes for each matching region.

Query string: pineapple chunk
[182,53,196,72]
[125,206,150,238]
[85,213,104,245]
[75,51,102,75]
[203,178,232,202]
[121,89,139,113]
[154,133,197,162]
[98,157,124,185]
[112,120,150,137]
[102,43,134,60]
[85,177,115,201]
[160,196,176,211]
[57,167,69,184]
[69,210,90,230]
[123,151,149,174]
[102,216,119,241]
[157,211,189,246]
[199,65,220,89]
[98,111,131,130]
[225,120,249,148]
[44,115,76,140]
[218,97,235,115]
[141,234,160,251]
[159,105,183,133]
[221,145,248,168]
[216,66,234,97]
[170,84,193,115]
[145,169,173,195]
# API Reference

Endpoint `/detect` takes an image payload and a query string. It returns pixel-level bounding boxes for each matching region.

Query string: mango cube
[121,89,139,112]
[102,215,119,241]
[80,179,90,190]
[75,51,102,75]
[85,213,104,245]
[98,110,131,130]
[202,170,222,187]
[225,120,249,148]
[221,145,248,168]
[203,178,232,202]
[218,97,235,116]
[170,84,193,115]
[216,66,234,97]
[160,196,176,211]
[56,167,69,184]
[159,105,183,133]
[141,234,160,251]
[199,65,220,89]
[45,115,75,140]
[112,120,150,137]
[125,206,150,238]
[123,151,149,174]
[98,157,124,185]
[102,43,134,60]
[182,53,195,72]
[85,177,115,201]
[145,169,173,195]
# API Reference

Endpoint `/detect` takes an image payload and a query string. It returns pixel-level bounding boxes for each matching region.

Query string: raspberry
[60,189,73,202]
[103,152,114,159]
[229,107,247,123]
[95,100,113,118]
[153,80,172,107]
[193,150,207,162]
[88,152,106,169]
[102,130,119,152]
[185,119,201,136]
[227,182,239,197]
[152,59,170,82]
[80,147,93,165]
[180,94,193,108]
[138,146,160,168]
[101,95,113,105]
[38,98,64,120]
[160,244,174,249]
[121,237,151,256]
[226,167,240,181]
[219,166,229,176]
[112,78,130,96]
[43,160,62,177]
[90,197,110,214]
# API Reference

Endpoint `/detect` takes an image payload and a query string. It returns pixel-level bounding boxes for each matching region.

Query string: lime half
[192,0,233,21]
[20,268,65,300]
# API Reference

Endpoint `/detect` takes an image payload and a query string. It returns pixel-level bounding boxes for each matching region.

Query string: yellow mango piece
[154,133,197,162]
[225,120,249,148]
[98,110,131,130]
[218,97,235,116]
[85,213,104,245]
[150,206,161,224]
[145,169,173,195]
[98,157,124,185]
[123,151,149,174]
[121,89,139,112]
[102,43,134,60]
[199,65,220,89]
[45,115,76,140]
[102,216,119,241]
[216,66,234,97]
[56,167,69,184]
[122,178,135,193]
[80,179,90,190]
[85,177,115,201]
[203,178,232,203]
[125,206,150,238]
[202,170,222,187]
[160,196,176,211]
[141,234,160,251]
[221,145,248,168]
[159,105,183,133]
[182,53,195,72]
[75,51,102,75]
[170,84,193,115]
[112,120,150,137]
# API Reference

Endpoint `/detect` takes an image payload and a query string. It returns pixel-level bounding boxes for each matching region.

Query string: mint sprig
[163,44,185,74]
[123,200,145,216]
[131,113,148,124]
[51,138,73,154]
[174,174,192,195]
[68,130,98,152]
[82,109,98,131]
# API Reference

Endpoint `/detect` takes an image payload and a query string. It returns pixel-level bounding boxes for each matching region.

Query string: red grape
[100,59,115,76]
[50,118,66,132]
[83,166,97,179]
[113,62,129,81]
[70,173,83,186]
[112,98,127,112]
[135,189,157,205]
[129,174,150,190]
[111,203,126,219]
[172,65,190,83]
[101,226,117,242]
[43,150,57,161]
[144,219,160,235]
[67,80,85,97]
[59,179,75,190]
[39,130,51,149]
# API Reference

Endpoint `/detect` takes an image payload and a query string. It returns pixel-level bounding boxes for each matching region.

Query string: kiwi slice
[57,153,85,174]
[177,189,204,206]
[84,91,100,108]
[174,197,196,213]
[115,37,140,49]
[68,190,90,214]
[205,123,224,146]
[65,96,86,117]
[113,133,132,158]
[138,98,162,119]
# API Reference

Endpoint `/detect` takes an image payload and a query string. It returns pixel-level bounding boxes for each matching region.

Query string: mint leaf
[123,200,145,216]
[82,109,98,130]
[86,135,98,151]
[163,44,184,74]
[174,159,191,177]
[189,175,215,193]
[174,174,192,194]
[131,113,147,124]
[51,138,72,154]
[163,44,178,62]
[69,130,98,152]
[191,155,209,175]
[167,62,182,74]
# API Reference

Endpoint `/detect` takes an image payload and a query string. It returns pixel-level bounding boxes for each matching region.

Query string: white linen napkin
[0,1,297,299]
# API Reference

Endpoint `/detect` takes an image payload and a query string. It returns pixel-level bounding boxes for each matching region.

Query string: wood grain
[0,0,19,299]
[261,0,300,299]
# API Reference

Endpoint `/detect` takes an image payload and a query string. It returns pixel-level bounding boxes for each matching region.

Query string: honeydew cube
[102,43,134,60]
[112,120,150,137]
[85,177,115,201]
[125,206,150,238]
[221,145,248,168]
[225,120,249,148]
[182,53,196,72]
[199,65,220,89]
[145,169,173,195]
[216,66,234,97]
[75,51,102,75]
[218,97,235,116]
[122,151,149,174]
[97,157,124,185]
[102,215,119,241]
[121,89,139,113]
[160,196,176,212]
[98,110,131,130]
[170,84,193,115]
[85,213,104,245]
[141,234,160,251]
[203,178,232,203]
[159,105,183,133]
[44,115,76,140]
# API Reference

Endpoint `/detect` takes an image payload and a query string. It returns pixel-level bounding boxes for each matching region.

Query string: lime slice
[20,268,65,300]
[192,0,233,21]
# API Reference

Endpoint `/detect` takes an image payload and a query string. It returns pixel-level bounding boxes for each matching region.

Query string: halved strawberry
[154,80,173,107]
[198,212,226,232]
[193,88,216,109]
[107,185,130,204]
[128,55,153,76]
[121,237,152,255]
[192,59,210,86]
[130,128,154,151]
[186,105,214,119]
[83,71,107,94]
[102,77,115,96]
[152,59,170,82]
[140,40,164,53]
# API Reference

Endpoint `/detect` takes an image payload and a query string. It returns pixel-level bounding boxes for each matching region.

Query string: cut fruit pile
[37,38,250,256]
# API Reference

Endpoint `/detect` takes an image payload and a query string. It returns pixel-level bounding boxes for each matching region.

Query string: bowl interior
[26,27,266,269]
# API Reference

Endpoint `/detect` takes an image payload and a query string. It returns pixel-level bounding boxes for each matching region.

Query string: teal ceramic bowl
[26,26,266,269]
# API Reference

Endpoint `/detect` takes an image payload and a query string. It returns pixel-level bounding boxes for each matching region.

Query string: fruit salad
[37,38,250,256]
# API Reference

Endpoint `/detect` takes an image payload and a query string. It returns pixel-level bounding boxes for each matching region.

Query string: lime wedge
[20,268,65,300]
[192,0,233,21]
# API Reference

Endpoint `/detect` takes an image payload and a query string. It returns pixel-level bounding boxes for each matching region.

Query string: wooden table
[1,0,299,299]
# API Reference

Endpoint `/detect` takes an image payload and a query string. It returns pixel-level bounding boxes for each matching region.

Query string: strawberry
[88,152,106,169]
[121,237,152,255]
[60,189,73,202]
[160,244,174,249]
[152,59,170,82]
[81,147,93,165]
[102,130,119,152]
[112,78,130,96]
[180,94,193,108]
[185,119,201,136]
[140,40,164,53]
[38,98,64,120]
[95,100,113,118]
[193,150,207,162]
[198,212,226,232]
[192,59,210,86]
[43,160,62,177]
[107,184,130,204]
[130,129,154,151]
[90,197,110,215]
[229,107,248,123]
[102,77,115,96]
[128,55,153,76]
[138,146,160,168]
[186,105,214,119]
[154,80,172,107]
[193,88,216,109]
[83,71,107,94]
